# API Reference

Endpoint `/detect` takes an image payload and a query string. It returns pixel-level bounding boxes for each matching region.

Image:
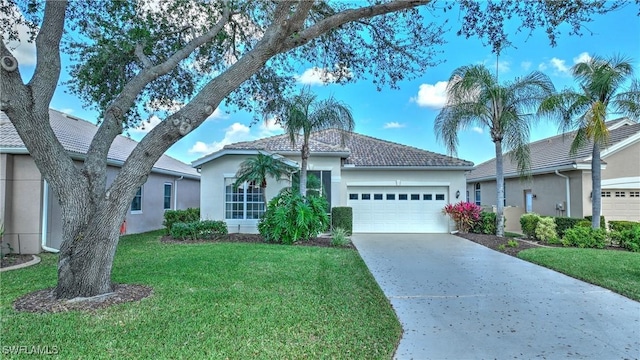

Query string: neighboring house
[192,129,474,234]
[467,118,640,231]
[1,109,200,254]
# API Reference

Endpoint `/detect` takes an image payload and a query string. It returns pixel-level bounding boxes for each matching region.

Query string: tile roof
[0,109,199,178]
[223,128,473,168]
[467,119,640,181]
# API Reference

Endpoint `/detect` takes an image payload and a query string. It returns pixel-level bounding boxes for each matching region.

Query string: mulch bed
[455,232,542,257]
[13,284,153,313]
[1,254,35,269]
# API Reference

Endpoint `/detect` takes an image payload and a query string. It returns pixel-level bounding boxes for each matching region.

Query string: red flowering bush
[442,201,482,233]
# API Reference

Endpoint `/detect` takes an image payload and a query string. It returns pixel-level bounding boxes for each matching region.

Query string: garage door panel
[347,186,449,233]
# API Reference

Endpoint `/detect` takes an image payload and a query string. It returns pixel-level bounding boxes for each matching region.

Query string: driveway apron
[352,233,640,360]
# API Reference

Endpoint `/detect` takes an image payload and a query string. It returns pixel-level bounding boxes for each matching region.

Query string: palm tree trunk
[591,144,602,229]
[494,140,505,237]
[299,143,309,197]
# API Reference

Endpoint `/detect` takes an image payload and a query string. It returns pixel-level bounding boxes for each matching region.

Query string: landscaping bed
[160,232,354,248]
[456,232,541,256]
[1,254,35,269]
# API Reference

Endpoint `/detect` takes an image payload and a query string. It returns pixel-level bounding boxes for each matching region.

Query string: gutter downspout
[174,176,184,210]
[41,181,59,253]
[554,170,571,217]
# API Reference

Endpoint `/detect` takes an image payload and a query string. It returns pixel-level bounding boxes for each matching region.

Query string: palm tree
[434,64,554,237]
[281,87,355,196]
[234,153,297,198]
[539,55,640,229]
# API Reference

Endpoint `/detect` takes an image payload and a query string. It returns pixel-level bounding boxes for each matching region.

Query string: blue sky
[6,4,640,167]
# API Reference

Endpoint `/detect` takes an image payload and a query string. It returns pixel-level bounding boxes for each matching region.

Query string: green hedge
[553,217,583,238]
[584,215,606,229]
[610,226,640,252]
[608,220,640,232]
[562,227,607,249]
[170,220,227,241]
[331,207,353,235]
[520,213,540,239]
[163,208,200,234]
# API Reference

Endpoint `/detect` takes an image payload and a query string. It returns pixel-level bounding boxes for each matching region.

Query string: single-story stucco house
[466,118,640,232]
[192,129,474,234]
[1,109,200,254]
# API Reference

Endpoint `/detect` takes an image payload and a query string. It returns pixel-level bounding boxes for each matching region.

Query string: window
[386,194,395,200]
[411,194,420,200]
[630,191,640,198]
[293,170,331,208]
[399,194,408,200]
[362,194,371,200]
[225,179,265,220]
[435,194,445,201]
[601,191,611,198]
[164,183,172,210]
[349,193,359,200]
[423,194,432,200]
[131,187,142,212]
[503,183,507,206]
[374,194,383,200]
[474,183,481,205]
[615,191,626,197]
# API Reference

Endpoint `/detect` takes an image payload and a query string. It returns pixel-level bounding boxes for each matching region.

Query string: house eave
[191,148,300,169]
[466,162,607,182]
[342,165,475,171]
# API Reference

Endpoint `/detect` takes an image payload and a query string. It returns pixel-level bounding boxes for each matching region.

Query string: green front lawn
[0,231,401,359]
[518,247,640,301]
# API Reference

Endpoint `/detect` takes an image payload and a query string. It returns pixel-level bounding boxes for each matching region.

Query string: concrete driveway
[352,233,640,360]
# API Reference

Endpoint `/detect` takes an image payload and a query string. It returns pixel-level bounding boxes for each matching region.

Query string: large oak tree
[0,0,631,299]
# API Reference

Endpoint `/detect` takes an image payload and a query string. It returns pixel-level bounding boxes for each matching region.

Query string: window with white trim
[164,183,172,210]
[601,191,611,198]
[615,191,626,197]
[225,179,265,220]
[630,191,640,198]
[131,187,142,212]
[474,183,481,205]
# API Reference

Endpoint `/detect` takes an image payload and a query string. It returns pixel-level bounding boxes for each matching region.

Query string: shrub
[520,213,541,239]
[610,226,640,252]
[170,222,198,240]
[442,202,482,233]
[553,217,583,238]
[170,220,227,241]
[196,220,228,239]
[258,190,330,244]
[332,207,353,235]
[330,227,351,247]
[562,227,607,249]
[576,220,592,227]
[471,211,497,235]
[584,215,606,229]
[163,208,200,234]
[535,217,558,243]
[609,220,640,232]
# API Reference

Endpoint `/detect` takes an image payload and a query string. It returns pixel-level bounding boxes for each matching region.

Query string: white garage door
[347,186,450,233]
[601,189,640,222]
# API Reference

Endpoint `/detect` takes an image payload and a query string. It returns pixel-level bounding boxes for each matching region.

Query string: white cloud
[538,63,548,71]
[295,65,352,85]
[1,4,37,66]
[130,115,163,135]
[383,122,405,129]
[573,52,592,64]
[550,57,570,73]
[472,126,484,134]
[411,81,448,109]
[259,116,283,137]
[188,122,251,155]
[521,61,532,71]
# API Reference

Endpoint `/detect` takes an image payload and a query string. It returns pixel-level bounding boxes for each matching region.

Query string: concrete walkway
[352,233,640,360]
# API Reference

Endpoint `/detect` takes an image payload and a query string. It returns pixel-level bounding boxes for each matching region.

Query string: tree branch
[281,0,431,51]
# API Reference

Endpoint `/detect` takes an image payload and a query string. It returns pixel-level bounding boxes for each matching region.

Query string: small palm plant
[234,153,297,198]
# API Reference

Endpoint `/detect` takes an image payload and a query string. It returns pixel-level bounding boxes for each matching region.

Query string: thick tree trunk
[591,144,602,229]
[54,186,129,299]
[494,140,505,237]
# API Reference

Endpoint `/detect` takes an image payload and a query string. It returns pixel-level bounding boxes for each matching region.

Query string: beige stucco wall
[602,142,640,180]
[1,154,44,254]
